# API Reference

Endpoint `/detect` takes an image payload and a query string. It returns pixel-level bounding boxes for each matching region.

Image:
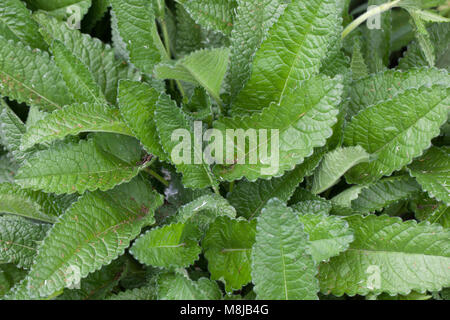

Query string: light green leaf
[118,80,167,160]
[410,196,450,228]
[0,37,73,111]
[408,146,450,204]
[0,99,26,162]
[203,217,256,292]
[291,211,354,263]
[228,150,324,219]
[176,0,237,35]
[21,103,133,151]
[344,85,449,184]
[174,194,236,232]
[290,200,332,216]
[25,177,163,298]
[318,215,450,296]
[155,48,230,104]
[311,146,370,194]
[34,13,141,104]
[0,155,18,183]
[225,0,288,99]
[351,176,422,214]
[252,199,319,300]
[130,223,201,268]
[110,0,163,74]
[51,40,106,105]
[107,286,156,300]
[350,41,368,80]
[24,0,92,21]
[0,216,50,269]
[16,134,145,194]
[155,93,219,191]
[0,0,46,50]
[231,0,339,113]
[157,273,220,300]
[214,76,342,181]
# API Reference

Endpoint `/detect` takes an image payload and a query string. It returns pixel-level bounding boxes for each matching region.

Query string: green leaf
[291,211,354,263]
[154,48,230,104]
[173,194,236,232]
[214,76,342,181]
[350,41,368,80]
[130,223,202,268]
[0,182,64,223]
[351,176,422,214]
[21,103,133,151]
[318,215,450,296]
[408,146,450,204]
[0,37,73,111]
[118,80,167,160]
[347,67,450,120]
[23,0,92,21]
[0,99,26,162]
[107,286,156,300]
[83,0,110,31]
[410,196,450,228]
[176,0,237,35]
[344,85,449,184]
[399,23,450,71]
[155,93,219,191]
[57,257,128,300]
[252,199,319,300]
[231,0,339,114]
[0,155,18,183]
[203,217,256,292]
[228,150,324,219]
[25,177,163,298]
[0,216,50,269]
[51,40,107,105]
[16,134,145,194]
[0,264,27,298]
[409,9,436,67]
[157,273,220,300]
[311,146,370,194]
[34,13,141,105]
[290,199,332,216]
[0,0,46,50]
[110,0,163,74]
[225,0,288,99]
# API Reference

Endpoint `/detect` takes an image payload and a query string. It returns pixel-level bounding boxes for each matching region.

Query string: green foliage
[0,0,448,301]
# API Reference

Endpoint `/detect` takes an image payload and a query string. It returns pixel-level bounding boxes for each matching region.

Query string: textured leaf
[225,0,288,99]
[51,40,106,105]
[203,217,256,292]
[0,183,64,223]
[252,199,319,300]
[231,0,339,113]
[176,0,237,35]
[110,0,163,74]
[214,76,342,181]
[408,9,436,67]
[173,194,236,232]
[34,13,141,105]
[290,199,332,216]
[57,257,128,300]
[118,80,166,160]
[83,0,109,31]
[0,155,18,183]
[0,216,50,269]
[408,146,450,204]
[318,215,450,296]
[155,93,219,190]
[347,67,450,120]
[344,85,449,184]
[25,177,163,298]
[410,196,450,228]
[24,0,92,21]
[351,176,422,214]
[350,41,368,80]
[155,48,230,103]
[0,264,27,298]
[130,223,201,268]
[0,37,73,111]
[399,23,450,71]
[291,211,354,263]
[311,146,370,194]
[0,0,46,50]
[157,273,220,300]
[21,103,133,151]
[107,286,156,300]
[228,150,324,219]
[0,99,26,162]
[16,134,145,194]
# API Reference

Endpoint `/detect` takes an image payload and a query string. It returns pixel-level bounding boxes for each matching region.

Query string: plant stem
[144,168,170,187]
[342,0,401,39]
